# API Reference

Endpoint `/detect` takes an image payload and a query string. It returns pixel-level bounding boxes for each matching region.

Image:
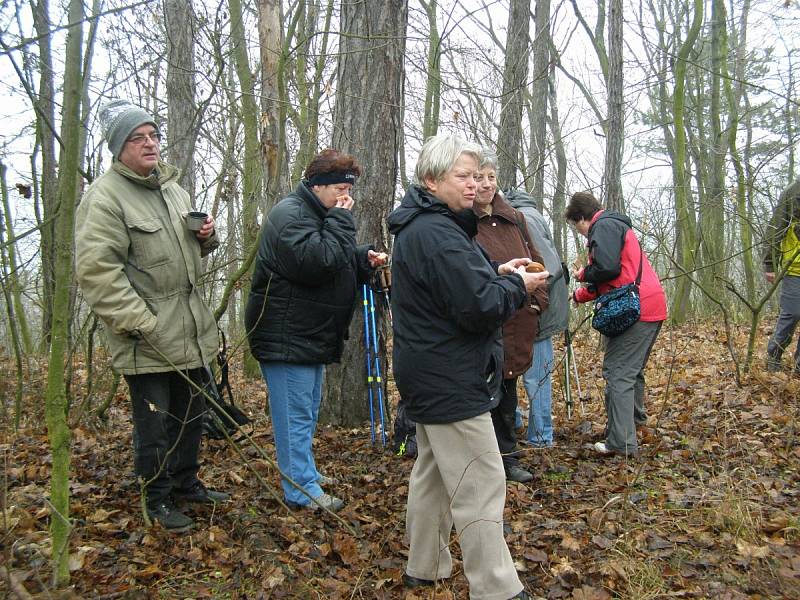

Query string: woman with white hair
[388,134,546,599]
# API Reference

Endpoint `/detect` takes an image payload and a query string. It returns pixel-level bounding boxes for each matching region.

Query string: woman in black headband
[245,149,387,512]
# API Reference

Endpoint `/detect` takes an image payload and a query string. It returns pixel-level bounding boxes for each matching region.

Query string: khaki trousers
[405,412,523,600]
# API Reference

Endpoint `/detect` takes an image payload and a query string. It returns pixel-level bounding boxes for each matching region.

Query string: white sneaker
[593,441,613,455]
[311,493,344,512]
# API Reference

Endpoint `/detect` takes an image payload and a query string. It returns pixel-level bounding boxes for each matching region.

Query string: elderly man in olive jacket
[75,100,228,531]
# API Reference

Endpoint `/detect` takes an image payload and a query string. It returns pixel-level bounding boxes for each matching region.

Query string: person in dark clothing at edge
[567,191,667,458]
[473,151,548,484]
[763,178,800,373]
[245,149,387,513]
[389,133,547,600]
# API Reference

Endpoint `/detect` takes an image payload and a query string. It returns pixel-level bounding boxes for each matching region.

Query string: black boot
[147,501,194,531]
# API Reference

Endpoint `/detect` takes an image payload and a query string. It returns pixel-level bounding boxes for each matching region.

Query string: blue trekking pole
[368,287,387,446]
[362,285,376,443]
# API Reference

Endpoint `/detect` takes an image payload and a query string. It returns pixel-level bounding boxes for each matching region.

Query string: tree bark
[164,0,198,200]
[497,0,530,187]
[604,0,624,211]
[229,0,263,377]
[34,0,57,352]
[45,0,86,585]
[325,0,408,429]
[671,0,704,322]
[420,0,441,139]
[529,0,550,209]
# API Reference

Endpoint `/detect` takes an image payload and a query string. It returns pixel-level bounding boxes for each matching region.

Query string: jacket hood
[388,184,478,237]
[593,209,632,229]
[502,188,537,209]
[112,159,180,190]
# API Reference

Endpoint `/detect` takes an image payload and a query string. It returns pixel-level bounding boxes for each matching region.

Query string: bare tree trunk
[229,0,263,377]
[325,0,408,428]
[45,0,86,584]
[604,0,624,211]
[164,0,198,200]
[527,0,550,209]
[420,0,441,139]
[258,0,288,213]
[671,0,704,322]
[547,72,568,257]
[0,163,25,427]
[0,162,33,354]
[34,0,57,352]
[497,0,530,187]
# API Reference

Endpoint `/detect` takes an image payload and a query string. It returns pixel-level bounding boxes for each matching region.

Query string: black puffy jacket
[245,182,372,364]
[387,185,528,425]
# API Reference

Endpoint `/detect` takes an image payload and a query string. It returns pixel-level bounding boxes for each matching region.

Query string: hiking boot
[505,465,534,483]
[403,573,434,588]
[288,493,345,512]
[509,591,531,600]
[766,352,782,372]
[147,501,194,531]
[173,481,230,504]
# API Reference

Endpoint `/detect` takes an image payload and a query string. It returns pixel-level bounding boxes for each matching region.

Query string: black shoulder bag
[590,243,644,338]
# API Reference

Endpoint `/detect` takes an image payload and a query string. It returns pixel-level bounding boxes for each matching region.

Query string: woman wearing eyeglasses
[245,149,387,513]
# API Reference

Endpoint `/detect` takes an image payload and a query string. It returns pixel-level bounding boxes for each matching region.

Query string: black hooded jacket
[387,185,528,424]
[245,181,372,364]
[581,211,633,285]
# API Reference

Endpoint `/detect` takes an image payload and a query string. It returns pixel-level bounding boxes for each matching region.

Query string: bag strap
[632,236,644,287]
[513,209,536,260]
[216,328,235,406]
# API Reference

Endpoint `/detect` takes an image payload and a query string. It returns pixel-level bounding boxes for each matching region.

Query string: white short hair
[413,134,481,187]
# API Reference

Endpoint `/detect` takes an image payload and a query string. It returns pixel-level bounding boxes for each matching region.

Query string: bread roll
[525,262,545,273]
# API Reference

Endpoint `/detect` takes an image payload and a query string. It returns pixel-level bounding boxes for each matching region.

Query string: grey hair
[413,134,482,187]
[479,150,498,171]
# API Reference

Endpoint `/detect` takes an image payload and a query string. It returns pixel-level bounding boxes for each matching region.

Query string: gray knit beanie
[98,99,158,159]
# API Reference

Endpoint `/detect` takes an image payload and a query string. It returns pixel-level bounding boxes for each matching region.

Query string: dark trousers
[491,376,521,470]
[767,274,800,369]
[124,368,208,508]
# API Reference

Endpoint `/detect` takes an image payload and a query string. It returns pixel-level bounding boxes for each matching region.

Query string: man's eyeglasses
[127,132,162,145]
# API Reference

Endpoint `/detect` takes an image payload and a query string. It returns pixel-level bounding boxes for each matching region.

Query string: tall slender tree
[528,0,550,210]
[164,0,198,200]
[671,0,704,322]
[497,0,530,186]
[44,0,87,584]
[604,0,624,210]
[324,0,408,426]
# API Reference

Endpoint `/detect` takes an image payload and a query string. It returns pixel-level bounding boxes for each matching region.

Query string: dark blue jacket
[245,181,371,364]
[388,185,528,424]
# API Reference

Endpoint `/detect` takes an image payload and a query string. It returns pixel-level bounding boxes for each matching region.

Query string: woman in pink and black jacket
[566,191,667,457]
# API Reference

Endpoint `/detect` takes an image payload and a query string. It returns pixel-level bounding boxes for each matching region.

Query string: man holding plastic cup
[75,99,227,532]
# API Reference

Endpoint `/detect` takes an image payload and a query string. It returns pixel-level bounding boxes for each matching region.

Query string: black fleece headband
[307,171,357,186]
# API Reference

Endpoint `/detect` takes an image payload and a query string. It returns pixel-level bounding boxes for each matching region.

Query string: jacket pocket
[127,218,172,269]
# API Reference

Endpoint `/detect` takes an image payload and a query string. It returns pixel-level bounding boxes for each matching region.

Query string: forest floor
[2,322,800,599]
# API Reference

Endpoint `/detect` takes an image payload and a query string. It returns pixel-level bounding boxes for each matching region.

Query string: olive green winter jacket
[75,160,218,374]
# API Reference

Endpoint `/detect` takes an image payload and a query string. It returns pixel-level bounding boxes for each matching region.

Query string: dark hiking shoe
[403,573,434,588]
[147,502,194,531]
[766,352,782,372]
[174,481,231,504]
[505,465,534,483]
[509,591,531,599]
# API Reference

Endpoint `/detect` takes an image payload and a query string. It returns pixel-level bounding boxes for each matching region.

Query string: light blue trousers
[260,362,324,505]
[523,337,554,447]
